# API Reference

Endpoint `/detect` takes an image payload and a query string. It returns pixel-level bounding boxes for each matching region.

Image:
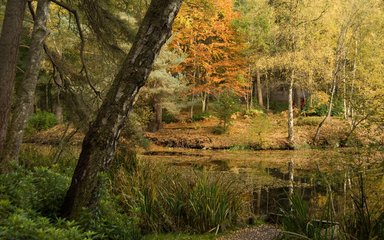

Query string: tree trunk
[256,68,264,108]
[0,0,26,158]
[2,0,50,164]
[313,75,337,144]
[201,92,207,112]
[313,23,349,144]
[55,91,64,124]
[342,56,347,120]
[295,86,301,111]
[288,70,294,147]
[190,94,194,119]
[266,72,270,112]
[60,0,183,219]
[150,97,162,132]
[249,66,253,109]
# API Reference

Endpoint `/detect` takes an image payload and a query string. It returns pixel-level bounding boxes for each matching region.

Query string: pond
[140,147,384,220]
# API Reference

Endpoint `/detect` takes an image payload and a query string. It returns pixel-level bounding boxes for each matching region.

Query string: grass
[113,159,246,234]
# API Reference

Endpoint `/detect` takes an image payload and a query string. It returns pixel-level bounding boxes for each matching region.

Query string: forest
[0,0,383,239]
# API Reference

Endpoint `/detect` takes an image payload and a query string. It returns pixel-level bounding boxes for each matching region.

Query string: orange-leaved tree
[172,0,248,114]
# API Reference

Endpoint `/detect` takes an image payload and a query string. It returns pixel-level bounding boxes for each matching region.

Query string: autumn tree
[172,0,247,114]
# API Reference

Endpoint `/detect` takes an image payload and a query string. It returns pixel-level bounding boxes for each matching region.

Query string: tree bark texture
[0,0,26,157]
[60,0,183,219]
[288,70,294,147]
[256,68,263,108]
[3,0,50,164]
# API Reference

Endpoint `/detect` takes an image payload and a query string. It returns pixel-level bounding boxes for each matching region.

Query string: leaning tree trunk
[60,0,183,219]
[0,0,26,159]
[288,70,295,148]
[3,0,50,164]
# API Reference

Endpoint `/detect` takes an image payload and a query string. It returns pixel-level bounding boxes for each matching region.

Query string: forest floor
[145,114,364,150]
[26,113,381,150]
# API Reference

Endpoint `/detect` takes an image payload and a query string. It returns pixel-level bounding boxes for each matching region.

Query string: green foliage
[270,100,288,113]
[0,167,94,239]
[0,167,70,217]
[26,111,58,133]
[162,111,179,124]
[212,92,241,131]
[123,111,151,149]
[296,117,323,126]
[281,193,333,240]
[341,172,384,240]
[120,162,244,234]
[212,125,226,135]
[249,114,273,148]
[191,112,212,122]
[0,208,94,240]
[78,174,141,240]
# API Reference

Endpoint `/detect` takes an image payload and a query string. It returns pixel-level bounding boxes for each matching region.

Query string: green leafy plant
[212,91,240,132]
[192,112,212,122]
[26,111,58,132]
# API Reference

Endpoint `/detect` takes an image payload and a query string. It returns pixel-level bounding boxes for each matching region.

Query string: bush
[212,125,226,135]
[269,100,288,113]
[162,112,179,124]
[0,168,94,240]
[0,167,70,217]
[191,112,211,122]
[212,91,240,131]
[0,208,94,240]
[0,165,141,240]
[296,117,323,126]
[27,111,58,132]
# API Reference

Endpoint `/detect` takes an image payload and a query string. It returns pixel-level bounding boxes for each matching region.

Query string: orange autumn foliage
[171,0,249,96]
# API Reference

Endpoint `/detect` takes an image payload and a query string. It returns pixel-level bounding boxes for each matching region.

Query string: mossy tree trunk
[60,0,183,219]
[0,0,26,159]
[3,0,50,165]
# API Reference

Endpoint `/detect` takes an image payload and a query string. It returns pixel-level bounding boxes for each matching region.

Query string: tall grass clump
[340,169,384,240]
[115,160,245,234]
[280,192,338,240]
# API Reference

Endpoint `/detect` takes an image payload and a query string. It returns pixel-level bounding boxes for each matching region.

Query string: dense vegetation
[0,0,383,239]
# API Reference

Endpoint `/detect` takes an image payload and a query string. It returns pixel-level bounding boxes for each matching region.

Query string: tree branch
[49,0,101,99]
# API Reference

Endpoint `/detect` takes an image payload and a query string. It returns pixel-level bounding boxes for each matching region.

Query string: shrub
[0,167,70,217]
[0,168,93,240]
[269,100,288,113]
[191,112,211,122]
[0,208,94,240]
[26,111,58,132]
[162,111,179,124]
[212,125,226,135]
[212,91,240,131]
[296,117,323,126]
